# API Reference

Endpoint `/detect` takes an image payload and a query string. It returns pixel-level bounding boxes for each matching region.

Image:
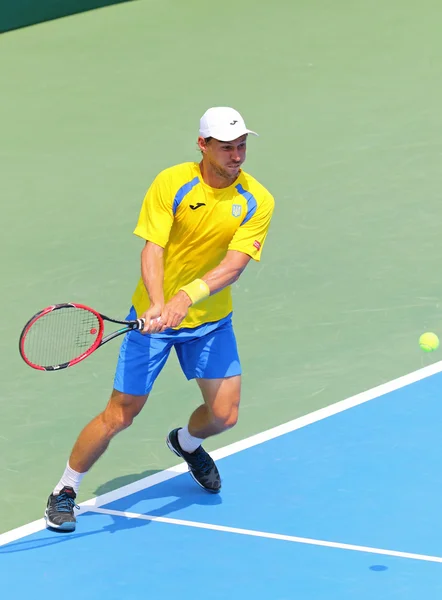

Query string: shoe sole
[45,509,76,532]
[166,435,221,494]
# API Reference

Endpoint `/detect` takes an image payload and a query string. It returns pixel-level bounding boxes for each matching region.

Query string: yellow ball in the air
[419,332,440,352]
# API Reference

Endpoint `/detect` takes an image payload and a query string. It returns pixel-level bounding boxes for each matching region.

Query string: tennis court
[2,365,442,597]
[1,0,442,597]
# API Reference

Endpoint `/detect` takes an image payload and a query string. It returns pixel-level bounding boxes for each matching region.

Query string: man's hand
[141,303,164,334]
[159,291,192,330]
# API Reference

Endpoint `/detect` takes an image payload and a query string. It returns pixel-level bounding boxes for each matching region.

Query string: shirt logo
[230,120,238,125]
[232,204,242,217]
[253,240,261,251]
[189,202,206,210]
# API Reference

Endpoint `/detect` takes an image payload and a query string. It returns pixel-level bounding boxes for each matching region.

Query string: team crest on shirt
[232,204,242,217]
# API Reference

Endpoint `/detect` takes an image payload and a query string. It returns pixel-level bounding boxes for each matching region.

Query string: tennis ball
[419,332,439,352]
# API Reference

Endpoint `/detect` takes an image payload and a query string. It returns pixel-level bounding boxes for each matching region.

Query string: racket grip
[135,317,161,330]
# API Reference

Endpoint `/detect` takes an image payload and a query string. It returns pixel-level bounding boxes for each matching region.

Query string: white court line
[1,358,442,548]
[92,506,442,564]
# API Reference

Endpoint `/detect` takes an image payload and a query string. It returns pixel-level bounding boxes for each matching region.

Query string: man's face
[199,135,247,180]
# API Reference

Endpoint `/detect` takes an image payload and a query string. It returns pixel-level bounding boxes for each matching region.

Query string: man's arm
[140,241,166,332]
[200,250,251,294]
[160,250,251,330]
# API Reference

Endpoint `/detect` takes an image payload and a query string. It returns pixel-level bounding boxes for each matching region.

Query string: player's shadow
[84,468,223,534]
[0,470,222,554]
[92,470,161,496]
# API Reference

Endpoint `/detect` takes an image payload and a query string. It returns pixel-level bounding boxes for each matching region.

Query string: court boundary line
[91,506,442,564]
[1,358,441,547]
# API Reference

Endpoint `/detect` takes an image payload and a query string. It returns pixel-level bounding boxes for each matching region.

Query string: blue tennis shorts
[113,307,241,396]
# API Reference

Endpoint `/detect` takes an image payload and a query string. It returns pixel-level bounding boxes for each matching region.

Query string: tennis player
[45,107,275,531]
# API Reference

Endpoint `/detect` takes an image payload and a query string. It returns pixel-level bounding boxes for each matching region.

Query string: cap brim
[209,128,259,142]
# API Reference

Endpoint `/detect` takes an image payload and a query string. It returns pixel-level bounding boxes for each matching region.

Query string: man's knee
[221,406,239,430]
[102,390,148,436]
[211,401,240,431]
[197,376,241,432]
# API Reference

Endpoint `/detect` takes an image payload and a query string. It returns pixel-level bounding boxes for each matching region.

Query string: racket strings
[23,307,101,368]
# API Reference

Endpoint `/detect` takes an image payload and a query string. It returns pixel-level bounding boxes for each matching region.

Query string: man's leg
[167,315,242,492]
[190,375,241,438]
[167,376,241,493]
[59,389,148,479]
[45,390,148,531]
[46,318,173,531]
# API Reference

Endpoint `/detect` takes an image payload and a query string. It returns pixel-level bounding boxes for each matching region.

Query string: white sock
[178,426,204,453]
[53,462,86,495]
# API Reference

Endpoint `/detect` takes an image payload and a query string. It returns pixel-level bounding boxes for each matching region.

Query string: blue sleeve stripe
[172,177,200,214]
[235,183,258,226]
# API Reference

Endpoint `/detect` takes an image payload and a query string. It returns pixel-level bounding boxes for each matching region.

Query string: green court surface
[1,0,442,534]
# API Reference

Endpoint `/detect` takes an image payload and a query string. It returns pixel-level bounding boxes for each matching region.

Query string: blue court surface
[1,364,442,599]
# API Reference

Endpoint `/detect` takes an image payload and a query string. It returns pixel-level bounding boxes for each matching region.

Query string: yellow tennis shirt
[132,162,274,328]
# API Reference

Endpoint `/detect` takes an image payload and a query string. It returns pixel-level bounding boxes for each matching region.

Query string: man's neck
[199,160,238,189]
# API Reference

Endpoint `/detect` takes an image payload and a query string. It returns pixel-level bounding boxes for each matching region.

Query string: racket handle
[135,317,161,330]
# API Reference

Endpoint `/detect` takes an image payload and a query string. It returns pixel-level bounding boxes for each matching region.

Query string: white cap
[199,107,258,142]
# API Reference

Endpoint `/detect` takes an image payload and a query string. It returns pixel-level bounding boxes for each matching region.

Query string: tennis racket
[19,303,146,371]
